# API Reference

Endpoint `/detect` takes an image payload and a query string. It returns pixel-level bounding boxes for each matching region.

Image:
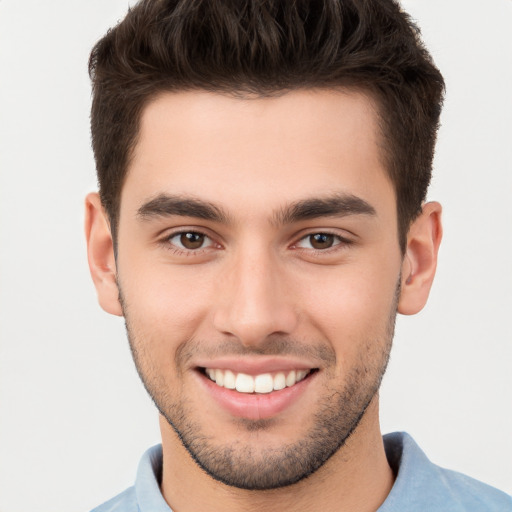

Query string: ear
[398,201,443,315]
[84,192,123,316]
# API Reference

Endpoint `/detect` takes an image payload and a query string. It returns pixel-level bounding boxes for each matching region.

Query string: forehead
[122,88,395,221]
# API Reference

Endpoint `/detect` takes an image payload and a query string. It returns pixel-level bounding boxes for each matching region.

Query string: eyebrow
[273,193,376,225]
[136,192,376,225]
[137,194,231,223]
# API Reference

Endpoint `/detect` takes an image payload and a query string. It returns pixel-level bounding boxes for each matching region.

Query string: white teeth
[285,370,296,387]
[205,368,312,394]
[296,370,308,382]
[223,369,236,389]
[254,373,273,394]
[215,369,224,386]
[273,372,286,390]
[236,373,255,393]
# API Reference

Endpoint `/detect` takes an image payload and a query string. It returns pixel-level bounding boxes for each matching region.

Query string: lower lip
[197,371,316,421]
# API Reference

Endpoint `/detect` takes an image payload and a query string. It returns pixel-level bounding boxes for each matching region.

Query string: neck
[159,396,394,512]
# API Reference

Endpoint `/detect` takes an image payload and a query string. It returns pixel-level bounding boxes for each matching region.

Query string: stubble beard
[120,284,398,491]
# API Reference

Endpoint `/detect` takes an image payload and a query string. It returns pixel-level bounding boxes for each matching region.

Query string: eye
[168,231,213,250]
[296,233,343,250]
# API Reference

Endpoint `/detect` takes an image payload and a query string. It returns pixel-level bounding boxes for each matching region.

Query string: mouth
[201,367,316,394]
[194,359,320,420]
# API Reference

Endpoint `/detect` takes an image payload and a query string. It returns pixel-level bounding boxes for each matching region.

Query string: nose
[212,247,298,348]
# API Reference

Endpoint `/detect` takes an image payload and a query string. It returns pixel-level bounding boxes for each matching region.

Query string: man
[84,0,512,510]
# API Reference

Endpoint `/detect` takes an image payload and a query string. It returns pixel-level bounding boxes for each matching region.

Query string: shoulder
[90,486,138,512]
[437,466,512,510]
[381,432,512,512]
[90,444,167,512]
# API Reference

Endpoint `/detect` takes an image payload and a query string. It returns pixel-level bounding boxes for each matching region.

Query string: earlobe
[84,192,123,316]
[398,201,443,316]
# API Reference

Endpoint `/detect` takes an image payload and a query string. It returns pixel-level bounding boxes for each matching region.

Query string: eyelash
[159,230,217,256]
[291,231,354,255]
[158,230,354,256]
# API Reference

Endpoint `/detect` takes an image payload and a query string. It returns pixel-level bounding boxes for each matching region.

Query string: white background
[0,1,511,511]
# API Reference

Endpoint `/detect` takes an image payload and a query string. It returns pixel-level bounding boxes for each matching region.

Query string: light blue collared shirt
[91,432,512,511]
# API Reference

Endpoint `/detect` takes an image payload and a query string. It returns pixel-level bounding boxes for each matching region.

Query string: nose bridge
[213,242,297,345]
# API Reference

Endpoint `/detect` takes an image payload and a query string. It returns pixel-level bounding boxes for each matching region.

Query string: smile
[204,368,312,394]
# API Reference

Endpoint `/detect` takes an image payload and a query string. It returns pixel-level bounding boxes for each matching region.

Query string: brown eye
[167,231,213,251]
[309,233,335,249]
[179,232,205,249]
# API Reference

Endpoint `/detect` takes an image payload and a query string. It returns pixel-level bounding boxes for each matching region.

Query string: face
[115,89,403,489]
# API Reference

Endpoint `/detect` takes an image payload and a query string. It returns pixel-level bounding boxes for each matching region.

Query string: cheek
[296,257,400,352]
[118,256,218,341]
[119,266,217,394]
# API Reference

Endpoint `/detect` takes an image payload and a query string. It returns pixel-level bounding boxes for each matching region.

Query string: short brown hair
[89,0,444,250]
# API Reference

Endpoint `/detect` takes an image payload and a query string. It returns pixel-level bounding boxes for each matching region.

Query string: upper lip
[193,356,318,375]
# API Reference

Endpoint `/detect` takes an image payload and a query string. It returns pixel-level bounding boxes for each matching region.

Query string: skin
[85,89,442,512]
